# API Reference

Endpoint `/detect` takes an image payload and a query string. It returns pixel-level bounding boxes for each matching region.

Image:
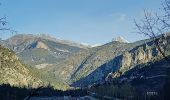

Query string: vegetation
[0,45,43,87]
[89,83,136,99]
[0,84,88,100]
[28,66,70,90]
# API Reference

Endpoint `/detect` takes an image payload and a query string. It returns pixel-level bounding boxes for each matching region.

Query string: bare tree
[135,1,170,99]
[0,17,9,30]
[135,0,170,64]
[0,3,16,36]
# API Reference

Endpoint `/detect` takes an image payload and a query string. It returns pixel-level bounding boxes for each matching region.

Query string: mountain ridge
[0,34,88,69]
[1,33,169,91]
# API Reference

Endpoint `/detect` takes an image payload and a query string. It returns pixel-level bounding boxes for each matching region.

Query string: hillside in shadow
[72,56,170,99]
[71,54,123,87]
[0,84,88,100]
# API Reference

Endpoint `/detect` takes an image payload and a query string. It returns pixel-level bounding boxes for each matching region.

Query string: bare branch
[135,0,170,64]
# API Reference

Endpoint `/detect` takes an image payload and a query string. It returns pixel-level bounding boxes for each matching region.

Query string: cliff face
[120,46,158,72]
[0,45,42,87]
[71,36,169,87]
[117,35,170,77]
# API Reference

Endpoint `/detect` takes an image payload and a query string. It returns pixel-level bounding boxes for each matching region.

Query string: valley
[0,0,170,99]
[0,33,170,99]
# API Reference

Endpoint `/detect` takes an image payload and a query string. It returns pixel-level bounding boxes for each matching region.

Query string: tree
[135,0,170,64]
[0,3,16,35]
[0,17,9,31]
[135,0,170,99]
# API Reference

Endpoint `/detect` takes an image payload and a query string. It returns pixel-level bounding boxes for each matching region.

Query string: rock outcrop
[112,36,129,43]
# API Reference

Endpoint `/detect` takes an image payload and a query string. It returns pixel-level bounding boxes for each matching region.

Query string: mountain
[46,38,149,83]
[0,34,89,69]
[112,36,129,43]
[45,34,170,89]
[1,33,169,92]
[0,44,70,90]
[0,45,42,87]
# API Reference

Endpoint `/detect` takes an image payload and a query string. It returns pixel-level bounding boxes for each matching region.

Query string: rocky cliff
[71,35,170,87]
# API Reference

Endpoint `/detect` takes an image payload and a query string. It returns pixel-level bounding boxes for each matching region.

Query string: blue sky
[0,0,162,45]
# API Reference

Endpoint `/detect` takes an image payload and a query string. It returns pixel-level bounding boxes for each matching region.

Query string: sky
[0,0,162,45]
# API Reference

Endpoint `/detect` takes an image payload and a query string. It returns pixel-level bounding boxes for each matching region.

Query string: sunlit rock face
[28,40,48,50]
[119,45,160,74]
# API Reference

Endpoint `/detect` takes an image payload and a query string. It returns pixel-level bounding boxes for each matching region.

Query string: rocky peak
[28,40,48,50]
[36,41,48,49]
[112,36,129,43]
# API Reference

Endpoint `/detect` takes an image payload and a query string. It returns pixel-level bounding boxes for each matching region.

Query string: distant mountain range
[0,33,169,94]
[0,34,89,69]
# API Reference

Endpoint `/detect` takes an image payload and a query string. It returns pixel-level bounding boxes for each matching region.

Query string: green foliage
[26,66,70,90]
[0,45,42,87]
[90,83,136,99]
